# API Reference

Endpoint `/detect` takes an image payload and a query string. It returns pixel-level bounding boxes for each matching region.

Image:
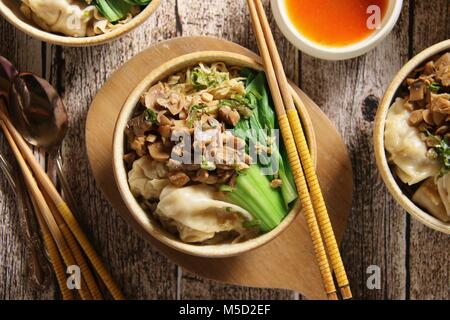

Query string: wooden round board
[86,36,353,300]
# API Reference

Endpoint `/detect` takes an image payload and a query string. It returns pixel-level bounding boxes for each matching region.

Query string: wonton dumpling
[21,0,95,37]
[128,156,168,200]
[156,185,252,243]
[385,98,440,185]
[412,178,449,222]
[434,175,450,222]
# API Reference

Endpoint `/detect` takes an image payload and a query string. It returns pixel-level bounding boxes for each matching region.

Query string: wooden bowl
[112,51,317,258]
[0,0,160,46]
[374,40,450,234]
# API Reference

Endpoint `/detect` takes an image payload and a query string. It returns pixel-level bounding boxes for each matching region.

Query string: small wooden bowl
[0,0,160,47]
[374,40,450,234]
[112,51,317,258]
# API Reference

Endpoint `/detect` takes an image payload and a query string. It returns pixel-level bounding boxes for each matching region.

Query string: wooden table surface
[0,0,449,300]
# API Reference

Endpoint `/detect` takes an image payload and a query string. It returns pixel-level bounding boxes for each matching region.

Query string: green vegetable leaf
[222,70,298,233]
[433,137,450,176]
[429,82,442,92]
[189,66,227,91]
[143,108,158,124]
[94,0,152,22]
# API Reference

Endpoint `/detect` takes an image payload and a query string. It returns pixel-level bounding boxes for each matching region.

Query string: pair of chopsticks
[246,0,351,300]
[0,101,124,300]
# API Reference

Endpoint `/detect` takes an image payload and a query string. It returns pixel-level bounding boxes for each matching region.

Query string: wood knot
[362,94,380,122]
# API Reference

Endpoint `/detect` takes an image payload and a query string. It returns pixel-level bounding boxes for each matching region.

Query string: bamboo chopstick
[251,0,352,300]
[246,0,337,300]
[0,120,92,300]
[0,110,125,300]
[42,189,103,300]
[28,194,74,300]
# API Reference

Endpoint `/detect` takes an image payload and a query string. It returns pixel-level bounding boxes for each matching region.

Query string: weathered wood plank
[0,18,57,299]
[299,1,412,299]
[59,0,179,299]
[1,0,449,300]
[408,0,450,300]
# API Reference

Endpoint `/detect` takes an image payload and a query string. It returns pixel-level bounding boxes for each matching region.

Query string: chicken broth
[285,0,389,47]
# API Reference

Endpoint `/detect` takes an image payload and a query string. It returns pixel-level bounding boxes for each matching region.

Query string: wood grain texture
[0,0,449,300]
[175,0,296,300]
[299,1,412,300]
[408,0,450,300]
[0,21,57,300]
[59,0,179,299]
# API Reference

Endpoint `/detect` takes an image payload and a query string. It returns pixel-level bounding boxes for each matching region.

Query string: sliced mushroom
[123,152,137,169]
[169,171,190,187]
[157,93,184,115]
[431,93,450,114]
[148,142,171,161]
[167,159,183,171]
[127,114,152,137]
[146,134,158,143]
[435,125,449,136]
[131,136,147,157]
[408,109,424,126]
[157,110,173,126]
[218,106,240,127]
[158,125,172,138]
[435,52,450,86]
[409,80,426,101]
[433,111,447,126]
[423,60,435,75]
[422,109,434,125]
[142,82,166,109]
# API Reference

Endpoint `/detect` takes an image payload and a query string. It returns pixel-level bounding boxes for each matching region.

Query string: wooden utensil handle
[0,120,92,300]
[59,222,103,299]
[30,195,74,300]
[42,231,74,300]
[252,0,351,299]
[57,202,125,300]
[41,186,103,299]
[0,112,124,300]
[287,109,351,295]
[278,114,338,299]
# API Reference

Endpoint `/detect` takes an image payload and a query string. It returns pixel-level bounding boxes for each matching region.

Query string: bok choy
[221,69,298,232]
[93,0,152,22]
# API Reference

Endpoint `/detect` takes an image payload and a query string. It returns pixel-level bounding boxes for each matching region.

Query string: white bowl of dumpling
[0,0,160,46]
[374,40,450,234]
[112,51,317,257]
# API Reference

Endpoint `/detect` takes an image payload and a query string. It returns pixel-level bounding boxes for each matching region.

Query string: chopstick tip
[340,285,353,300]
[327,291,339,300]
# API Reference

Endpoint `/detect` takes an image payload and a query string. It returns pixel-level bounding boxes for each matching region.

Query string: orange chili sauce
[285,0,388,47]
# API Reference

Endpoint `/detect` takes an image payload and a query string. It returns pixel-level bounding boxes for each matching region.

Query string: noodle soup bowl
[374,40,450,234]
[0,0,160,46]
[112,51,317,257]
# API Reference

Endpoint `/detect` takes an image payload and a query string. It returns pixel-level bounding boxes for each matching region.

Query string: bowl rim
[0,0,160,47]
[112,50,317,257]
[374,39,450,234]
[271,0,403,60]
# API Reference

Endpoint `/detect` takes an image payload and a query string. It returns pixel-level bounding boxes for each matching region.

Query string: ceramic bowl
[112,51,317,257]
[0,0,160,46]
[271,0,403,60]
[374,40,450,234]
